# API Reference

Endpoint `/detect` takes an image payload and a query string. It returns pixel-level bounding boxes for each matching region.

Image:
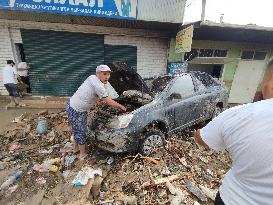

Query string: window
[241,50,267,60]
[241,51,254,59]
[195,78,206,91]
[254,51,267,60]
[169,74,195,98]
[193,72,218,87]
[214,49,227,57]
[199,49,214,57]
[184,49,198,61]
[184,48,228,61]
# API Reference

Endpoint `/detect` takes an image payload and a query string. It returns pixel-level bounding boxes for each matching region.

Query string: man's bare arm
[17,68,28,71]
[102,97,126,111]
[194,129,209,148]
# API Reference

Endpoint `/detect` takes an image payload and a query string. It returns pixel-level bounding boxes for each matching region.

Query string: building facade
[0,0,186,96]
[168,22,273,104]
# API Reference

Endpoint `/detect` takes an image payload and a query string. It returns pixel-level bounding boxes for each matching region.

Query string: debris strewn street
[0,110,231,205]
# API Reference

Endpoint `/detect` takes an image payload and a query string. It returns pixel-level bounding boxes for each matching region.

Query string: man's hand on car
[120,105,127,112]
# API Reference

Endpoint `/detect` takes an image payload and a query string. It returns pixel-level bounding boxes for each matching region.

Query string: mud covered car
[92,63,228,154]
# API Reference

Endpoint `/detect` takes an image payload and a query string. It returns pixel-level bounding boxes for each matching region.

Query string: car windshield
[193,72,219,87]
[145,76,174,97]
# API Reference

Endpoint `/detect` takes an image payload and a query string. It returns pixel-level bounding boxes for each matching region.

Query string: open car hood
[107,63,152,97]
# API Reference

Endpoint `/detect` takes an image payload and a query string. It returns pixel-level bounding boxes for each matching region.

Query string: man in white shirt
[2,60,19,106]
[194,59,273,205]
[17,62,31,93]
[66,65,126,160]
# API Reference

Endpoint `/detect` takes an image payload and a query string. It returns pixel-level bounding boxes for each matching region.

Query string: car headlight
[109,113,134,129]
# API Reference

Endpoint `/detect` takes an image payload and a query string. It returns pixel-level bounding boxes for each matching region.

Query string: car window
[194,78,206,91]
[194,72,218,87]
[169,74,195,98]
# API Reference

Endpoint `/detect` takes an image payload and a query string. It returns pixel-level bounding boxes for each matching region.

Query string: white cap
[96,65,112,73]
[18,62,28,69]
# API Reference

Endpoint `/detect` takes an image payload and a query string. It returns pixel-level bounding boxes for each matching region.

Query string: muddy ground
[0,107,231,205]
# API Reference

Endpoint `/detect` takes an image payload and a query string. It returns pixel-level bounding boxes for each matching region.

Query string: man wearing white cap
[66,65,126,160]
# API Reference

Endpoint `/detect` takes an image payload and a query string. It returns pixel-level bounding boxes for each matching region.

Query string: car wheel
[213,106,222,118]
[140,131,165,156]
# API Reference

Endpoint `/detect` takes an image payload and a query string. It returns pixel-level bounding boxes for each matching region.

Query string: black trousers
[19,76,31,93]
[215,191,225,205]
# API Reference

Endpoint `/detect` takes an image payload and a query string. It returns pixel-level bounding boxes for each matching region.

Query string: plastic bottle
[36,118,48,135]
[0,171,23,191]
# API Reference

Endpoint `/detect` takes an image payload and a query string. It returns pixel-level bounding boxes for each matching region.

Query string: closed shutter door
[21,29,104,96]
[104,45,137,70]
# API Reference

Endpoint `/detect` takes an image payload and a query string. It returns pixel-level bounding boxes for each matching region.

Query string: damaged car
[92,63,228,155]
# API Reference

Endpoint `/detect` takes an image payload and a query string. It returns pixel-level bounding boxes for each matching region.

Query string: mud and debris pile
[92,89,152,130]
[0,110,231,205]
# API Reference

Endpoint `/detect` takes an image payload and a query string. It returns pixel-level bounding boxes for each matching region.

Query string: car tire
[213,106,223,118]
[139,130,165,156]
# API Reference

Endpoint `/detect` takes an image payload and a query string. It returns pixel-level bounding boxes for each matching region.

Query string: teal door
[21,29,104,96]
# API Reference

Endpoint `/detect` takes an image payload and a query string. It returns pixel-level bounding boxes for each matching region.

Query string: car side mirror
[168,93,182,100]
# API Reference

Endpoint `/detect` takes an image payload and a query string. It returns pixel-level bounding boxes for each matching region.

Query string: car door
[163,74,199,130]
[192,72,219,120]
[191,75,211,121]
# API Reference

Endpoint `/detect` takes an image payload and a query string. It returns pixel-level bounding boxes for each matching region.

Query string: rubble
[0,110,231,205]
[186,180,208,202]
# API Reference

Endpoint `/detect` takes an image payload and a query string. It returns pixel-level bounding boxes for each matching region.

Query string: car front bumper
[95,128,139,153]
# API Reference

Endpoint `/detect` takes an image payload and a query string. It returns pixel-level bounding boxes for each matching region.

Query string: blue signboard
[0,0,137,20]
[168,62,188,75]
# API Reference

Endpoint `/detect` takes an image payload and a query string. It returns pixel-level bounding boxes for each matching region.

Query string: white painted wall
[137,0,186,23]
[0,27,15,95]
[0,19,168,95]
[229,60,266,104]
[105,35,168,78]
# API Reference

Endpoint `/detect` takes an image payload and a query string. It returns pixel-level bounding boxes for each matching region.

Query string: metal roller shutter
[104,45,137,70]
[21,29,104,96]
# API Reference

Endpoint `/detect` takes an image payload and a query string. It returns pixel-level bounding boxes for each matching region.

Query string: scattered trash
[60,142,74,156]
[107,156,114,165]
[199,185,217,201]
[206,168,214,176]
[38,147,53,154]
[179,157,187,166]
[36,118,48,135]
[64,154,77,168]
[35,177,46,185]
[63,170,71,179]
[166,181,184,205]
[186,180,207,202]
[199,156,209,163]
[9,142,21,152]
[151,153,159,159]
[72,167,102,186]
[98,199,115,204]
[145,157,160,165]
[0,162,7,170]
[116,192,137,205]
[0,109,231,204]
[12,114,25,123]
[91,176,104,199]
[33,158,61,173]
[142,175,179,187]
[0,171,23,192]
[6,185,18,196]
